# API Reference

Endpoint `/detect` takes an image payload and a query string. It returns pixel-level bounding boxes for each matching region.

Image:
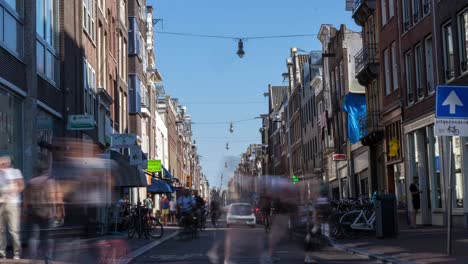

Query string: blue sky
[149,0,360,189]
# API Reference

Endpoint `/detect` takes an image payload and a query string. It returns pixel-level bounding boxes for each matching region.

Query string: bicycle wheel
[147,217,164,239]
[329,213,343,239]
[127,217,136,238]
[339,211,360,239]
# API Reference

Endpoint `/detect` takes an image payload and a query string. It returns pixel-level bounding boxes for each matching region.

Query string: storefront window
[394,164,407,209]
[428,126,442,208]
[452,137,463,208]
[0,89,22,169]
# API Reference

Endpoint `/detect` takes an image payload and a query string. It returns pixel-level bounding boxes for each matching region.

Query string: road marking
[117,230,180,264]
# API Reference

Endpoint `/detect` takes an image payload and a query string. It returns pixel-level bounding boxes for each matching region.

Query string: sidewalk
[0,227,180,264]
[333,224,468,264]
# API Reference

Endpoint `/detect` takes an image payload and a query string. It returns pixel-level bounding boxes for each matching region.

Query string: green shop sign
[147,160,162,172]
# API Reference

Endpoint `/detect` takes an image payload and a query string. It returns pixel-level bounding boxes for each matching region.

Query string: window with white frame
[415,44,423,99]
[422,0,430,16]
[118,32,122,76]
[381,0,387,26]
[83,0,95,41]
[389,0,394,18]
[402,0,410,31]
[412,0,420,24]
[123,93,127,131]
[425,37,434,93]
[442,22,455,81]
[83,58,96,116]
[123,40,127,81]
[118,90,123,132]
[391,42,398,91]
[37,0,59,85]
[98,0,104,14]
[128,17,138,54]
[384,48,391,95]
[0,0,23,57]
[119,0,125,26]
[405,51,414,104]
[458,10,468,73]
[128,74,141,113]
[140,2,146,22]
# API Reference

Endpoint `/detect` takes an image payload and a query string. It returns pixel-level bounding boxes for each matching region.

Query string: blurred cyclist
[177,189,195,226]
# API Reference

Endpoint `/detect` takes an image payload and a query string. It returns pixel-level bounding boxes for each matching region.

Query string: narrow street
[130,222,378,264]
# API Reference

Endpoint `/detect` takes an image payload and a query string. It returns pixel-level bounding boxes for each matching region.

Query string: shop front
[403,114,468,227]
[0,88,23,170]
[353,149,370,196]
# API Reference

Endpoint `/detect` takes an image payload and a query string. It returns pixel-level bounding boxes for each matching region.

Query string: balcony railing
[355,44,378,76]
[359,111,381,139]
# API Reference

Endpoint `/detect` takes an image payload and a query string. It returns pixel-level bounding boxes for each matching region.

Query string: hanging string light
[155,31,317,58]
[229,122,234,133]
[236,39,245,58]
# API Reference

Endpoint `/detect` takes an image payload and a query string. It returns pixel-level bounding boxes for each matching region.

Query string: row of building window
[0,0,23,58]
[383,42,398,95]
[442,10,468,82]
[405,36,434,105]
[37,0,59,85]
[402,0,431,32]
[83,0,95,42]
[381,0,395,26]
[330,61,345,100]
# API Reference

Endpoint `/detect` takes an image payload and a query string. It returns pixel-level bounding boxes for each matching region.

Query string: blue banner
[342,93,366,144]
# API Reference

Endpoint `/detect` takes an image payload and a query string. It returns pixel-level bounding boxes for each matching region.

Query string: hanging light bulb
[229,122,234,133]
[226,142,230,150]
[236,39,245,58]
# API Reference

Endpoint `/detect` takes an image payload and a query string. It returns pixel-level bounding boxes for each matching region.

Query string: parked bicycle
[127,205,164,239]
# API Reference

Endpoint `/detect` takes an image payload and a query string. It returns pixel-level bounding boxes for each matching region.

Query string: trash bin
[375,194,398,238]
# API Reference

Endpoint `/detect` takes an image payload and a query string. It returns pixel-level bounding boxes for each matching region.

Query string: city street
[130,222,378,264]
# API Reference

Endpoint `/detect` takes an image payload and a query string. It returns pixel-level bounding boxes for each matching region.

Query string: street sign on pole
[435,86,468,136]
[434,86,467,255]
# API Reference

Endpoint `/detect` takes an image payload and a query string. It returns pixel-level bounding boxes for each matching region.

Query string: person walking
[409,179,421,228]
[209,199,220,228]
[24,153,58,263]
[143,193,154,216]
[0,156,24,260]
[169,196,177,225]
[160,195,170,226]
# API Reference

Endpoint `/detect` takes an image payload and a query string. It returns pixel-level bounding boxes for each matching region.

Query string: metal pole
[446,136,453,255]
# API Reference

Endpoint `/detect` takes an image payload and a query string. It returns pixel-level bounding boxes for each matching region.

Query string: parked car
[226,203,256,228]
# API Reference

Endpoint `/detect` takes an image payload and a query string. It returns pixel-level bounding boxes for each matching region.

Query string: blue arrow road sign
[436,86,468,119]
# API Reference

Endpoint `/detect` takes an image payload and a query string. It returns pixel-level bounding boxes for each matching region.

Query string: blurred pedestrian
[0,156,24,260]
[409,179,421,228]
[169,196,177,225]
[24,153,57,263]
[160,194,169,226]
[143,193,154,216]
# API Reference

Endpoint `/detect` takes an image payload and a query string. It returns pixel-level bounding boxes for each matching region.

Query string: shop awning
[110,150,148,187]
[147,178,173,194]
[162,165,175,180]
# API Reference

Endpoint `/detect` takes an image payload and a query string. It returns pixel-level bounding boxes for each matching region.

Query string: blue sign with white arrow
[436,86,468,119]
